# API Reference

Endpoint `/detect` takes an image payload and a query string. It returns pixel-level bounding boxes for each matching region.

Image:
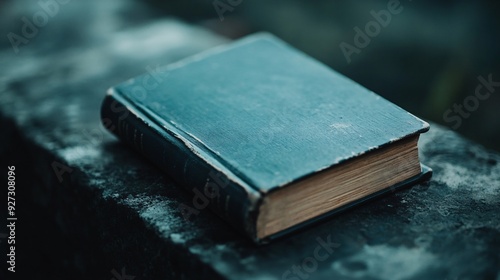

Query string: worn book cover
[101,33,431,243]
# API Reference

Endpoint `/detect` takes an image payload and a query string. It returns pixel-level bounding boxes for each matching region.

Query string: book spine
[100,93,260,241]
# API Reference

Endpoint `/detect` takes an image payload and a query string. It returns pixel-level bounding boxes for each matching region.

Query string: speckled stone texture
[0,1,499,279]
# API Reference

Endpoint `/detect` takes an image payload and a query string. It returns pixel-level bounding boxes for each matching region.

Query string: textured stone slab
[1,2,499,279]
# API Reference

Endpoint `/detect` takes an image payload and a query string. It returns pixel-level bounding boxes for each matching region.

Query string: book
[100,33,432,244]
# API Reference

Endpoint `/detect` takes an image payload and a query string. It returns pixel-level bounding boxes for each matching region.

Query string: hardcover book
[101,33,432,243]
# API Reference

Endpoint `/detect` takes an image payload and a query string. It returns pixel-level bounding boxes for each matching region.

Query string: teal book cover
[101,33,431,243]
